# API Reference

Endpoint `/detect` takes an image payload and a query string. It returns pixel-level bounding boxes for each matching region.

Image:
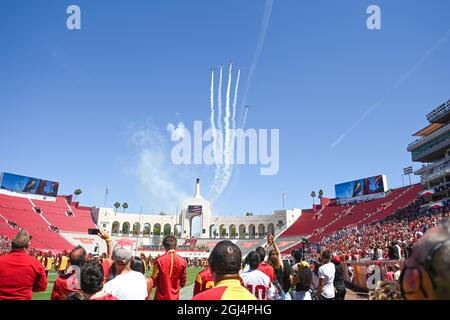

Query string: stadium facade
[92,179,301,241]
[408,98,450,211]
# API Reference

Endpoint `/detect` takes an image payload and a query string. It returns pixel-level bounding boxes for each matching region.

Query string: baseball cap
[112,239,133,264]
[332,255,341,264]
[299,261,310,269]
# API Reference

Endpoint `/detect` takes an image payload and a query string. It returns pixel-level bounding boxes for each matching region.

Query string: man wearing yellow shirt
[45,252,53,277]
[58,252,69,275]
[192,241,256,300]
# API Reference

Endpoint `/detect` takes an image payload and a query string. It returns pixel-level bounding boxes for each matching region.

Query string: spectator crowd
[0,203,449,301]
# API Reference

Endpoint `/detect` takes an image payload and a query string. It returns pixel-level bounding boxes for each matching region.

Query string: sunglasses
[400,239,450,299]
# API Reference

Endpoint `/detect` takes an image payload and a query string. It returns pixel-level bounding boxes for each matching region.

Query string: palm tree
[114,202,121,213]
[122,202,129,213]
[318,189,324,199]
[311,191,316,206]
[73,189,82,201]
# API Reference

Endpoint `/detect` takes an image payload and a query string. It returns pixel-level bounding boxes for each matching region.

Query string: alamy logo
[169,121,280,176]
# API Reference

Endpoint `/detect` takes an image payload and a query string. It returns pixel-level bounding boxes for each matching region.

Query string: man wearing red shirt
[152,235,186,300]
[255,246,276,283]
[193,266,214,296]
[0,230,47,300]
[51,245,86,300]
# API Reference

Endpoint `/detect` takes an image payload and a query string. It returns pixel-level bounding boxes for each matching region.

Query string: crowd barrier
[342,260,405,291]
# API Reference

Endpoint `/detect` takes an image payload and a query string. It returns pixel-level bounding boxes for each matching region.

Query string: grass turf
[32,267,203,300]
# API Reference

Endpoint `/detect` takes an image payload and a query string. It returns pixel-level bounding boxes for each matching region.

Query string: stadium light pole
[402,174,405,187]
[104,188,108,207]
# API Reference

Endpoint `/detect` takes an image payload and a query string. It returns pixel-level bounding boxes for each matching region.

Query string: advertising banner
[0,172,59,197]
[342,260,405,291]
[335,175,387,204]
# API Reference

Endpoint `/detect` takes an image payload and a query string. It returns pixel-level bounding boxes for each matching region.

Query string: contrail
[210,69,219,164]
[209,0,274,202]
[241,106,249,128]
[240,0,274,109]
[330,27,450,149]
[224,63,233,167]
[217,65,224,133]
[209,63,242,202]
[232,68,241,130]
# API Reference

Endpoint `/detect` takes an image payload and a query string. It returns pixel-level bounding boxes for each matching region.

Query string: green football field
[32,267,203,300]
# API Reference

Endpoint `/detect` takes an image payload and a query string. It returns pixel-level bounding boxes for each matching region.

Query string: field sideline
[32,267,204,300]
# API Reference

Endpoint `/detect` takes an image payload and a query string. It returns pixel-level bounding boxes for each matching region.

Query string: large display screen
[0,172,59,197]
[335,175,386,200]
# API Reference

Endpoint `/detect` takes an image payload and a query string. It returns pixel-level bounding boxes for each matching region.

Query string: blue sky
[1,0,449,216]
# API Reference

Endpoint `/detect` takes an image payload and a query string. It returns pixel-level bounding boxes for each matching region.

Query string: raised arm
[98,228,113,263]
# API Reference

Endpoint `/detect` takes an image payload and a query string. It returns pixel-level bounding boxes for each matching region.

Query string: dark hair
[247,251,260,270]
[322,251,332,260]
[131,257,145,274]
[162,235,177,250]
[80,260,104,295]
[291,249,303,263]
[209,241,242,275]
[66,292,88,300]
[295,268,312,292]
[255,246,266,262]
[70,246,87,266]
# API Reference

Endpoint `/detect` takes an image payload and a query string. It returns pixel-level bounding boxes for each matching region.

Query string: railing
[426,99,450,123]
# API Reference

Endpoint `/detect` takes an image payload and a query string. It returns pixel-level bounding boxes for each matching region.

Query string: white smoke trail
[241,106,249,128]
[209,0,274,202]
[224,63,233,166]
[330,27,450,149]
[240,0,274,109]
[232,68,241,130]
[217,65,224,132]
[210,69,219,165]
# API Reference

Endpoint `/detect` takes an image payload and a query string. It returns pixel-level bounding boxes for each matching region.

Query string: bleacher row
[277,184,422,254]
[0,193,96,251]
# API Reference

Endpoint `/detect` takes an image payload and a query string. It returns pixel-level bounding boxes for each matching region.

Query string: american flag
[188,205,202,214]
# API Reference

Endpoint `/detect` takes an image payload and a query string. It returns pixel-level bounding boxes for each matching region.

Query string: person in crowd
[292,261,312,300]
[240,251,275,300]
[51,245,86,300]
[369,281,403,300]
[400,218,450,300]
[131,256,153,299]
[255,246,276,283]
[193,241,256,300]
[385,266,395,282]
[332,255,346,300]
[102,239,148,300]
[0,230,47,300]
[193,265,214,296]
[316,251,335,300]
[266,233,285,299]
[58,251,69,275]
[388,240,402,260]
[152,235,186,300]
[44,251,53,277]
[347,263,354,283]
[76,259,117,300]
[310,260,322,300]
[394,264,401,281]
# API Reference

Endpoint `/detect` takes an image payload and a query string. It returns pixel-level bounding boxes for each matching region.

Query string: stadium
[1,98,449,300]
[2,1,450,306]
